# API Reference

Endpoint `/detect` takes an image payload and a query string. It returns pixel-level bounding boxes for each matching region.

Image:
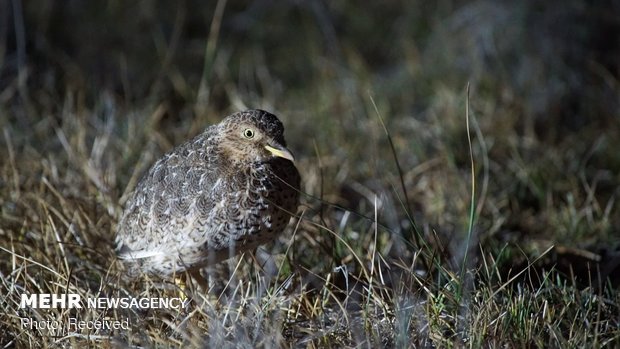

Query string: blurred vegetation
[1,0,619,347]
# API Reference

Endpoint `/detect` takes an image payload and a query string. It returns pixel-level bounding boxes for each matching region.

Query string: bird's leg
[169,270,210,307]
[188,268,211,292]
[172,274,190,303]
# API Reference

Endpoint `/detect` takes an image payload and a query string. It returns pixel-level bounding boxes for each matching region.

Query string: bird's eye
[243,128,255,139]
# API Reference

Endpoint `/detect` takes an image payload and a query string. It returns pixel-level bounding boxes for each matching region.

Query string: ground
[1,1,619,348]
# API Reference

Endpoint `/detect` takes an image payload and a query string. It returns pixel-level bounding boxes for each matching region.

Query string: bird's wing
[115,130,223,256]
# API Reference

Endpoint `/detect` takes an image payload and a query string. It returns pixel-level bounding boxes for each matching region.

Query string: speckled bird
[115,109,300,277]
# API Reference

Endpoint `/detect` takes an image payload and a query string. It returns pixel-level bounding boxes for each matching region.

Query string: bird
[115,109,300,278]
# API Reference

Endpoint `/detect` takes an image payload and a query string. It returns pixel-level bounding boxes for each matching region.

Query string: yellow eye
[243,128,255,139]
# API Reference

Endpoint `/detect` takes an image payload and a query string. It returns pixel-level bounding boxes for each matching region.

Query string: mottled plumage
[115,109,300,277]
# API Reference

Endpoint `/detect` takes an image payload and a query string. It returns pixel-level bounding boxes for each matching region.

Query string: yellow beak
[265,144,295,162]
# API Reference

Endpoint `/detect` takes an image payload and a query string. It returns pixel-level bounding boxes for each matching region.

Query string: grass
[1,1,620,348]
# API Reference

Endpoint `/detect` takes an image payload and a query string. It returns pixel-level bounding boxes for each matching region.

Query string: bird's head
[218,109,295,165]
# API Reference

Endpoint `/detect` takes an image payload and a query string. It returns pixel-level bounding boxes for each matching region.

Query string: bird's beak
[265,144,295,162]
